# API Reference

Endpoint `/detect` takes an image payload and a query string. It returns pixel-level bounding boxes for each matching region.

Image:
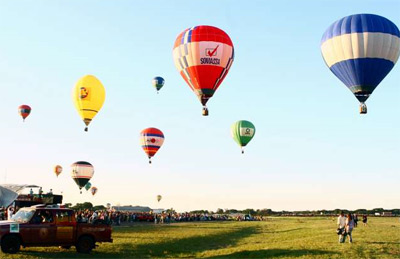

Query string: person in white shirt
[89,211,98,223]
[337,211,346,243]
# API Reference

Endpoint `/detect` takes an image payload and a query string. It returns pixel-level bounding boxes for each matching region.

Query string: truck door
[27,209,57,244]
[55,210,75,243]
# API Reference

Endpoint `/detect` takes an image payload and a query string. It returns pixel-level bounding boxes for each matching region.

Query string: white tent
[0,186,18,208]
[1,184,40,194]
[0,184,40,208]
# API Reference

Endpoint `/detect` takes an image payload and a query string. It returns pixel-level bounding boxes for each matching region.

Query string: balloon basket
[202,107,209,116]
[359,103,367,114]
[84,127,88,132]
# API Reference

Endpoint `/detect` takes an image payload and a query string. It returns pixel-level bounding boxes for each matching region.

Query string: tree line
[64,203,399,216]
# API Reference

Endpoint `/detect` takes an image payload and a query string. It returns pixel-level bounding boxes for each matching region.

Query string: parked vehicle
[0,205,112,254]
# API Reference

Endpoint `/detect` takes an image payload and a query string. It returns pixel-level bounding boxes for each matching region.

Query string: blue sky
[0,0,398,211]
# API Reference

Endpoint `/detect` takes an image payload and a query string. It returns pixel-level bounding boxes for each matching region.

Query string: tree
[93,205,106,211]
[243,209,256,215]
[72,202,93,210]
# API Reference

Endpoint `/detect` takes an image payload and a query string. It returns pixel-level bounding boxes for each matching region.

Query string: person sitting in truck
[42,211,53,223]
[32,212,42,224]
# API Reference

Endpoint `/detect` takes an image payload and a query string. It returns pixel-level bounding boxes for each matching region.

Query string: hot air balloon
[152,76,165,94]
[321,14,400,114]
[231,120,256,154]
[72,75,106,131]
[157,195,162,202]
[173,26,235,116]
[91,187,98,196]
[71,161,94,193]
[140,128,164,164]
[84,182,92,191]
[18,105,31,122]
[54,165,63,177]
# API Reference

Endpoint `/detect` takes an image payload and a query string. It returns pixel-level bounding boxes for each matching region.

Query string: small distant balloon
[91,187,98,196]
[84,182,92,191]
[157,195,162,202]
[231,120,256,154]
[152,77,165,93]
[54,165,63,177]
[18,105,31,122]
[140,128,165,164]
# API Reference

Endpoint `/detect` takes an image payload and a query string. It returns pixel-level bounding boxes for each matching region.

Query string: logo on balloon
[201,45,220,65]
[206,45,219,57]
[240,127,254,137]
[147,138,157,144]
[80,87,89,99]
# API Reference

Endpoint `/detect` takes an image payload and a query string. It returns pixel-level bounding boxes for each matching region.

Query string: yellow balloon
[72,75,106,131]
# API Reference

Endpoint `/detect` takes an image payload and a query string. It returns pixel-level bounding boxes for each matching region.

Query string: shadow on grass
[367,241,400,245]
[211,249,337,258]
[265,227,304,234]
[16,226,259,258]
[131,226,259,257]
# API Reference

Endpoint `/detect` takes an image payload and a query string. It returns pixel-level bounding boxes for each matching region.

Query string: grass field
[1,217,399,258]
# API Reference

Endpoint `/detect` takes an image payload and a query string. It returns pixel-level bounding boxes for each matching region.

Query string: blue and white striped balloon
[321,14,400,112]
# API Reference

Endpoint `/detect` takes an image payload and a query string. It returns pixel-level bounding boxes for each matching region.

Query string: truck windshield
[12,209,35,223]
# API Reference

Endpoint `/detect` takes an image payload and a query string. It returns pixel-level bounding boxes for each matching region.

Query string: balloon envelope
[54,165,63,177]
[173,25,234,113]
[321,14,400,104]
[231,120,256,150]
[72,75,106,130]
[18,105,31,121]
[84,182,92,191]
[152,77,165,92]
[140,128,165,162]
[91,187,98,196]
[70,161,94,190]
[157,195,162,202]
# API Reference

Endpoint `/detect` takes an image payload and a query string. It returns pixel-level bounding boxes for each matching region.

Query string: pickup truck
[0,205,112,254]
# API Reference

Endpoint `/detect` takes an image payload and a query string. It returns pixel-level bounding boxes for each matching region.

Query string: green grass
[1,217,399,258]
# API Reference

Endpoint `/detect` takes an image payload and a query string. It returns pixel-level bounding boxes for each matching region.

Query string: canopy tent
[0,184,40,208]
[1,184,40,194]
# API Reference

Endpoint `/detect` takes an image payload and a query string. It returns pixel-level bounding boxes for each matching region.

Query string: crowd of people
[74,210,236,225]
[337,212,368,243]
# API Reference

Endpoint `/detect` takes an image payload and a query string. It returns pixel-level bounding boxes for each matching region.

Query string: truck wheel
[1,235,21,254]
[76,236,94,253]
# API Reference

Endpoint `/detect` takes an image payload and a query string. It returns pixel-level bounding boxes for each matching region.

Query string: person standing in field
[337,211,346,243]
[362,215,368,226]
[353,214,358,227]
[345,214,355,243]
